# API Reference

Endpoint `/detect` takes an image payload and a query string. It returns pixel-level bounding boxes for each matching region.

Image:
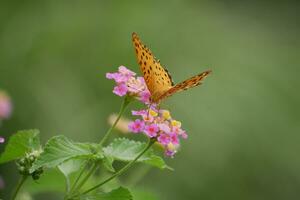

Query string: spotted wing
[132,32,174,100]
[154,70,212,102]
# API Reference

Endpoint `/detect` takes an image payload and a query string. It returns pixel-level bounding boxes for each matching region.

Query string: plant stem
[68,161,88,194]
[99,96,132,146]
[66,96,132,199]
[11,175,27,200]
[73,162,99,192]
[80,139,155,195]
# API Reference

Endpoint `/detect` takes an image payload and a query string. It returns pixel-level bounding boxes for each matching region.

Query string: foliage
[0,65,190,200]
[79,187,132,200]
[0,129,40,164]
[0,126,168,199]
[103,138,171,170]
[30,135,102,172]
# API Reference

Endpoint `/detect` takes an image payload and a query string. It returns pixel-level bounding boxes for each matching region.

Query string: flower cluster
[128,108,188,157]
[107,66,188,157]
[16,150,43,180]
[106,66,151,104]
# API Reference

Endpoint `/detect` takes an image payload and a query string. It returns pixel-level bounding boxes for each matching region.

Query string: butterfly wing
[154,70,212,103]
[132,32,174,100]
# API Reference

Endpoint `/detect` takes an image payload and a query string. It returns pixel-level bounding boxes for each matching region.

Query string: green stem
[99,96,132,146]
[66,96,132,199]
[80,139,155,195]
[11,175,28,200]
[73,162,99,192]
[68,161,88,194]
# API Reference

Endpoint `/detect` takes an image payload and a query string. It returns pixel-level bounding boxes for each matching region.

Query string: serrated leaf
[103,138,170,170]
[80,187,132,200]
[31,135,102,172]
[0,129,40,164]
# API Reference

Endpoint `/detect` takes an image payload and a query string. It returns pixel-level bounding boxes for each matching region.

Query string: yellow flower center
[171,120,181,127]
[149,109,158,117]
[162,110,171,119]
[167,143,176,151]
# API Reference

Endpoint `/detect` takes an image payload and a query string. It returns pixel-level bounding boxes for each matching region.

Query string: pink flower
[113,84,128,96]
[106,72,118,80]
[158,134,170,145]
[128,119,145,133]
[118,66,136,77]
[172,126,185,135]
[142,114,154,123]
[165,150,176,157]
[132,110,147,116]
[169,133,179,145]
[158,123,171,133]
[180,130,188,139]
[127,77,146,93]
[0,137,4,143]
[139,90,151,103]
[106,73,127,83]
[107,67,189,157]
[128,106,187,157]
[106,66,150,103]
[144,124,159,137]
[0,91,12,120]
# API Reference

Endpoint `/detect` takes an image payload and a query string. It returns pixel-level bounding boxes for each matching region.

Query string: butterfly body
[132,32,211,104]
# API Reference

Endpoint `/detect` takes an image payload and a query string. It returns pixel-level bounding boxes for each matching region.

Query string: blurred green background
[1,0,300,199]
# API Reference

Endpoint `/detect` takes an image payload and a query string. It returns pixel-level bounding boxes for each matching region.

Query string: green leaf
[143,155,172,170]
[131,188,161,200]
[80,187,132,200]
[102,155,115,173]
[0,129,40,164]
[31,135,102,172]
[58,159,86,179]
[24,168,65,194]
[103,138,170,170]
[58,158,86,192]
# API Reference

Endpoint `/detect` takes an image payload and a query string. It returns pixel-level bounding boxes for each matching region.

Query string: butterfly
[132,32,211,104]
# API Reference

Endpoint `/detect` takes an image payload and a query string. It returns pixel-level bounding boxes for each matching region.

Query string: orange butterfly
[132,32,211,104]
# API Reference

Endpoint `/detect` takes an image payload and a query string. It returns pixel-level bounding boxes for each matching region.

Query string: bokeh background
[1,0,300,199]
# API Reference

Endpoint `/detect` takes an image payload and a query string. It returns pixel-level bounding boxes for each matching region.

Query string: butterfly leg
[147,103,153,116]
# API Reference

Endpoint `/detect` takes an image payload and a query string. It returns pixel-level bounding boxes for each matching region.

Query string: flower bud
[32,173,40,180]
[18,158,26,166]
[18,166,26,174]
[32,167,43,180]
[28,155,36,162]
[16,150,43,179]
